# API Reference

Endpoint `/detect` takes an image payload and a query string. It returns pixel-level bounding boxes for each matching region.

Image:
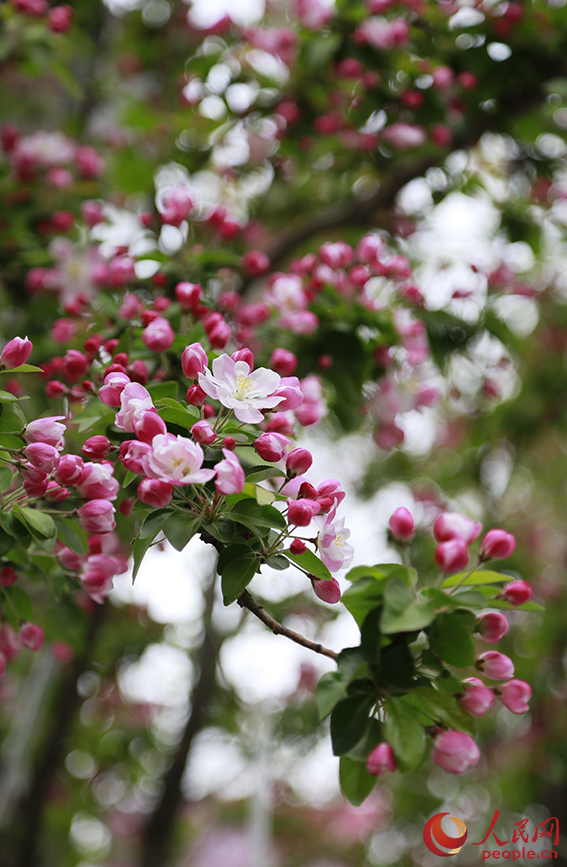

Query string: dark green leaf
[410,687,476,736]
[384,697,425,772]
[139,508,172,540]
[220,554,260,605]
[202,519,236,545]
[5,585,33,621]
[381,578,436,634]
[15,506,55,538]
[55,518,89,557]
[330,695,374,756]
[132,535,153,583]
[244,465,284,483]
[342,576,386,627]
[147,382,178,401]
[339,756,377,806]
[379,642,415,689]
[0,402,26,433]
[283,547,333,581]
[229,499,286,531]
[428,611,476,668]
[265,554,289,570]
[0,465,13,493]
[163,513,202,552]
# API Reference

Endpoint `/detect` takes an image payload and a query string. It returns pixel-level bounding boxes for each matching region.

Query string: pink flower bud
[389,507,415,542]
[272,377,304,412]
[477,651,514,681]
[366,743,397,776]
[62,349,89,382]
[478,612,509,644]
[45,481,69,501]
[120,440,152,474]
[311,576,341,604]
[254,432,290,462]
[288,498,320,526]
[286,448,313,477]
[19,623,44,652]
[23,442,60,473]
[0,624,19,660]
[186,384,207,406]
[24,416,66,449]
[0,336,32,369]
[0,651,6,677]
[269,348,298,376]
[242,250,270,276]
[191,420,216,445]
[54,454,84,485]
[142,317,175,352]
[175,282,202,309]
[496,679,532,714]
[78,500,116,534]
[215,449,245,495]
[74,145,104,178]
[460,684,495,716]
[99,372,131,407]
[76,463,119,501]
[501,580,532,606]
[231,348,255,370]
[208,321,231,349]
[290,539,306,554]
[480,529,516,562]
[138,478,174,508]
[433,512,482,545]
[133,410,167,445]
[181,342,208,379]
[81,435,112,460]
[57,546,85,571]
[0,566,18,586]
[223,436,236,450]
[431,730,480,775]
[434,538,469,573]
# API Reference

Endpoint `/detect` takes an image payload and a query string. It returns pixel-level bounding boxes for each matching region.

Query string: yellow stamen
[334,535,345,547]
[235,374,253,400]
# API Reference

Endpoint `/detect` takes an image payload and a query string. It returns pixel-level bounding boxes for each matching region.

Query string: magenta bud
[254,432,290,463]
[191,420,216,445]
[223,436,236,450]
[138,478,174,508]
[19,623,44,652]
[186,384,207,406]
[478,612,509,644]
[142,317,175,352]
[181,342,208,379]
[434,538,469,573]
[81,435,112,460]
[431,730,480,775]
[287,499,321,526]
[23,442,60,473]
[496,679,532,714]
[501,580,533,606]
[269,347,298,376]
[460,684,495,716]
[433,512,482,545]
[78,500,116,534]
[133,410,167,445]
[290,539,307,555]
[389,507,415,542]
[0,567,18,586]
[286,448,313,477]
[0,336,32,369]
[477,651,514,681]
[311,576,341,604]
[175,281,202,309]
[54,454,84,485]
[366,743,397,776]
[480,529,516,562]
[231,348,254,369]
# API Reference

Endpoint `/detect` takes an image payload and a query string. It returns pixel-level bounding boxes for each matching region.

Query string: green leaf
[139,508,172,539]
[381,578,436,634]
[1,364,43,373]
[410,687,476,736]
[55,517,88,557]
[0,390,28,403]
[315,649,368,720]
[157,405,200,432]
[0,465,13,493]
[244,465,284,484]
[0,511,29,539]
[163,513,202,552]
[15,507,55,538]
[379,641,415,689]
[384,697,425,772]
[428,610,476,668]
[0,402,26,433]
[5,585,33,621]
[254,485,277,506]
[219,551,260,605]
[228,499,286,531]
[339,756,377,807]
[132,535,153,583]
[342,576,387,627]
[283,547,333,581]
[442,570,510,588]
[265,554,289,570]
[202,519,236,545]
[346,563,416,586]
[147,382,178,401]
[330,695,374,756]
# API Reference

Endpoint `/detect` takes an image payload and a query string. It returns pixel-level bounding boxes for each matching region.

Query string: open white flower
[199,355,283,423]
[316,507,354,573]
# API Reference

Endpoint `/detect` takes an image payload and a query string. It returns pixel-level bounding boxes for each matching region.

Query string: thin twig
[237,589,338,661]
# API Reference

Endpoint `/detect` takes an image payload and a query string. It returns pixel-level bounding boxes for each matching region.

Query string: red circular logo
[423,813,468,857]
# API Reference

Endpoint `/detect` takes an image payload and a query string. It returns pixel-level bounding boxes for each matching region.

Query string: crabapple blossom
[138,478,174,508]
[57,545,85,571]
[142,316,175,352]
[496,679,532,714]
[294,0,334,29]
[290,539,306,554]
[23,442,60,473]
[19,623,44,652]
[501,580,533,605]
[0,567,18,586]
[478,612,509,644]
[366,743,397,776]
[98,372,131,407]
[0,652,5,677]
[254,432,290,462]
[286,448,313,477]
[78,500,116,534]
[316,508,354,573]
[0,336,32,369]
[186,385,207,406]
[271,377,304,411]
[431,731,481,774]
[175,282,202,308]
[159,185,193,226]
[54,454,84,485]
[115,383,154,433]
[231,348,255,369]
[434,539,469,573]
[480,529,517,561]
[288,499,321,526]
[76,463,120,501]
[389,507,415,542]
[433,513,483,545]
[23,416,66,449]
[133,410,167,445]
[199,355,283,424]
[270,348,298,376]
[143,434,215,486]
[22,465,49,498]
[312,577,341,604]
[460,682,495,716]
[215,449,245,495]
[477,651,514,680]
[181,343,208,379]
[191,420,216,445]
[81,435,112,460]
[295,376,327,426]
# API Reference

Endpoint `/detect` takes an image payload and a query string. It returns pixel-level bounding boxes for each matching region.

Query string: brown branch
[237,589,338,661]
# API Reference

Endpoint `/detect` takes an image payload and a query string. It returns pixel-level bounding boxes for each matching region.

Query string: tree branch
[237,589,338,661]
